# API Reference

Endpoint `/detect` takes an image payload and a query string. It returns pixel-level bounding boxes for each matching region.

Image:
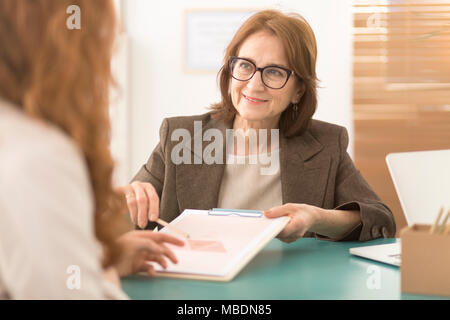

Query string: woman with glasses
[122,10,396,243]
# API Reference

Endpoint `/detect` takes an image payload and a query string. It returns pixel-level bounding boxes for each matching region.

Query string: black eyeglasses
[228,56,295,89]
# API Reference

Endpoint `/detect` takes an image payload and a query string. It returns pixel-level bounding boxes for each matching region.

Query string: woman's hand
[118,181,160,229]
[114,230,186,277]
[263,203,322,243]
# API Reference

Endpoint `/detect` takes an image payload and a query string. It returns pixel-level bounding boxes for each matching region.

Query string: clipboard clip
[208,208,263,218]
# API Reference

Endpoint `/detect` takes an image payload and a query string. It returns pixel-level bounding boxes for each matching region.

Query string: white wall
[110,34,131,186]
[122,0,353,180]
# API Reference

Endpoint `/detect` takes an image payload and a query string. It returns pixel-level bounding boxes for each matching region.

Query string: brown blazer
[133,112,396,241]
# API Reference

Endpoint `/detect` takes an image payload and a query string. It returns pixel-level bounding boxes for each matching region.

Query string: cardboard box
[401,224,450,297]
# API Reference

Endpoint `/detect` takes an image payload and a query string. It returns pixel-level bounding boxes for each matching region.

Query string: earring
[292,103,299,120]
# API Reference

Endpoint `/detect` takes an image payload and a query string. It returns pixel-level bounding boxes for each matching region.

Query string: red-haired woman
[122,10,396,243]
[0,0,183,299]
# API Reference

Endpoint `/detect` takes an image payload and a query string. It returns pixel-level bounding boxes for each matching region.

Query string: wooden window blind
[353,0,450,234]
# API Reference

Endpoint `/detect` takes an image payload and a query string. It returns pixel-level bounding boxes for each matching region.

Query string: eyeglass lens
[231,58,289,89]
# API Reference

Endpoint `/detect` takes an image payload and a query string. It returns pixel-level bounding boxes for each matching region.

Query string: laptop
[349,149,450,267]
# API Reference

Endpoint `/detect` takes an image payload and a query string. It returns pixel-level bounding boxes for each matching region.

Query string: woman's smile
[242,94,269,104]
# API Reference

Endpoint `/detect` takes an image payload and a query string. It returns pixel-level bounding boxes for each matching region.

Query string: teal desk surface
[122,238,448,300]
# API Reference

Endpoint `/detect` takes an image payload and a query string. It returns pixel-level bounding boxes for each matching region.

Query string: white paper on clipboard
[147,209,289,281]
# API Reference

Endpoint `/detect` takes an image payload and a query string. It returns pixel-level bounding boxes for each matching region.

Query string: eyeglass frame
[228,56,296,90]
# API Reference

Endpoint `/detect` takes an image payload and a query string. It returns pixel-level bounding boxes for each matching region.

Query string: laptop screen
[386,149,450,225]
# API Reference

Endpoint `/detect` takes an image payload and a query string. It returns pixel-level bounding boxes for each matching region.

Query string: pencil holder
[400,224,450,297]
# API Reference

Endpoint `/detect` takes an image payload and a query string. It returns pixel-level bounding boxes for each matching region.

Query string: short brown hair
[210,9,318,137]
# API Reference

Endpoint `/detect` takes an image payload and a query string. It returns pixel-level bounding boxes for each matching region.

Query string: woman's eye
[239,62,252,70]
[267,68,283,77]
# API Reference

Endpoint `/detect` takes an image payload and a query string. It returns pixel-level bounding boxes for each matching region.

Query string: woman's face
[230,31,302,125]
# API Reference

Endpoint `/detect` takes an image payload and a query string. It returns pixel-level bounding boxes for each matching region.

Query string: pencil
[156,218,190,239]
[445,223,450,235]
[439,209,450,234]
[430,206,444,234]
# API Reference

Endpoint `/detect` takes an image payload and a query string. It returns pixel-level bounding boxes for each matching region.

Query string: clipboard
[147,208,290,282]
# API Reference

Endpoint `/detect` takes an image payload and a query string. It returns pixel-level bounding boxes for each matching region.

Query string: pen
[156,218,190,239]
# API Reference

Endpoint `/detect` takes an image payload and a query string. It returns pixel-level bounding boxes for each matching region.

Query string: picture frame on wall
[183,8,257,74]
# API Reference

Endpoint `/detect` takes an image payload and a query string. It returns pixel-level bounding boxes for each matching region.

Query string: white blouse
[217,150,283,211]
[0,99,128,299]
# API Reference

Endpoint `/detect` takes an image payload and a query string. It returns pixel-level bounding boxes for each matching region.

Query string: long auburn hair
[0,0,128,267]
[210,10,319,137]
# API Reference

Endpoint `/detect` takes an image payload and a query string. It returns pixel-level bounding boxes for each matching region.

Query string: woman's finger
[277,224,294,239]
[277,236,297,244]
[142,238,164,255]
[159,243,179,264]
[134,230,186,247]
[133,232,184,265]
[129,237,164,256]
[278,214,305,238]
[131,182,149,229]
[152,232,186,247]
[123,184,138,225]
[264,204,293,218]
[143,183,160,222]
[146,252,168,269]
[136,252,167,272]
[145,263,156,276]
[147,265,156,276]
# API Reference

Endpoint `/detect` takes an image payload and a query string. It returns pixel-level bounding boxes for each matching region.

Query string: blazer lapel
[175,117,231,211]
[280,130,331,207]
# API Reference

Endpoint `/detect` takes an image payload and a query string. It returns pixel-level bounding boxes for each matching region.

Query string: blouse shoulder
[0,100,127,299]
[0,100,84,172]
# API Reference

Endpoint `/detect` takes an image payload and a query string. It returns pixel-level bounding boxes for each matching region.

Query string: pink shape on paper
[187,239,226,253]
